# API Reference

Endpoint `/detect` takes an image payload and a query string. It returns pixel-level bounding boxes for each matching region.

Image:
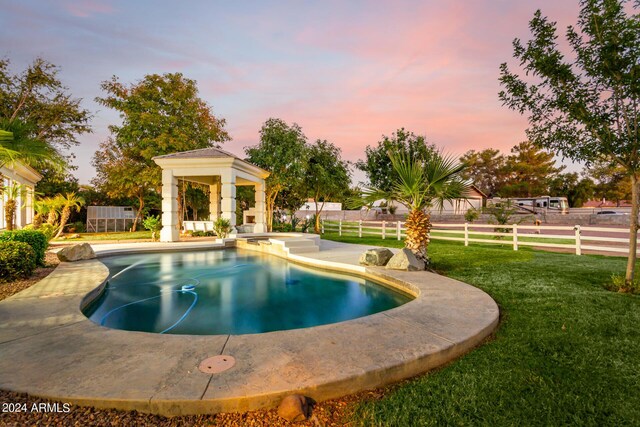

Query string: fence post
[358,220,362,238]
[382,221,386,239]
[575,225,581,255]
[513,224,518,251]
[339,219,342,236]
[464,222,469,247]
[397,221,401,240]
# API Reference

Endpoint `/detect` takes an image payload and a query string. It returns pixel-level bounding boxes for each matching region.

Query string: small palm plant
[360,150,469,266]
[44,196,63,225]
[1,182,26,231]
[142,215,162,241]
[54,192,85,239]
[213,217,232,238]
[32,198,50,229]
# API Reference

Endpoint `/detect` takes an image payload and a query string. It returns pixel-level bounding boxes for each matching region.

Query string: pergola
[153,148,269,242]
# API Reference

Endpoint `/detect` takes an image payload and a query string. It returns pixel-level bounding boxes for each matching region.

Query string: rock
[277,394,308,422]
[359,248,394,266]
[56,243,96,262]
[385,248,425,271]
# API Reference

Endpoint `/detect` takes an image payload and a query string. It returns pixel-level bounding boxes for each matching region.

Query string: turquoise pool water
[84,250,411,335]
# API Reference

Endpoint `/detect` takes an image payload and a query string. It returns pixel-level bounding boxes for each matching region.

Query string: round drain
[199,355,236,374]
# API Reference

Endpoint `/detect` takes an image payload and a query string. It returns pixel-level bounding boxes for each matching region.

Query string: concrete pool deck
[0,237,499,416]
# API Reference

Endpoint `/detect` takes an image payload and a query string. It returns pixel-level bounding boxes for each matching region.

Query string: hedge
[0,229,48,266]
[0,241,36,282]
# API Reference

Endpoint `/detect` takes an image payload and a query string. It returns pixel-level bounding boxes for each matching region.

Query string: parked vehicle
[596,210,628,215]
[488,196,570,214]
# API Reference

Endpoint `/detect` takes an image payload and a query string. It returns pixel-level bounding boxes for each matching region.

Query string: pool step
[280,237,320,254]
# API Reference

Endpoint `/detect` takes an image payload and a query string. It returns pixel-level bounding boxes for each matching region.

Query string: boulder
[56,243,96,262]
[277,394,308,422]
[385,248,425,271]
[359,248,394,266]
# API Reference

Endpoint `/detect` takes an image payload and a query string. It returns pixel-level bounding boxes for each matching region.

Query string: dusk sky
[1,0,581,185]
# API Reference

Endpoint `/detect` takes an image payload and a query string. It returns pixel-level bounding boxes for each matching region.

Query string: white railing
[321,220,637,256]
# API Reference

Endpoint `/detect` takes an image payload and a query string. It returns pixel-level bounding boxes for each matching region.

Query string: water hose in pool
[99,288,198,334]
[99,263,251,331]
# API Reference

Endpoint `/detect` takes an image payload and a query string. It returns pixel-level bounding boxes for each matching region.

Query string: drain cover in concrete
[199,355,236,374]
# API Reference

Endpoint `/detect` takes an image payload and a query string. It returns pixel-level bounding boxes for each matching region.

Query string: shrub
[272,223,293,232]
[38,223,56,242]
[0,241,36,281]
[191,231,215,237]
[0,229,48,266]
[464,208,479,223]
[68,221,86,233]
[142,215,162,241]
[213,217,232,238]
[605,275,640,295]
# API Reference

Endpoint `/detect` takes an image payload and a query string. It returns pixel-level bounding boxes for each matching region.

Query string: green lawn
[321,232,640,426]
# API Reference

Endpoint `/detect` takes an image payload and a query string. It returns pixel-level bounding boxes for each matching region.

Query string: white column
[220,170,237,234]
[15,182,23,229]
[209,182,220,221]
[160,169,179,242]
[253,181,267,233]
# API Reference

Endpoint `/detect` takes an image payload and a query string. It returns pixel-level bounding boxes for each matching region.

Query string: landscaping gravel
[0,388,374,426]
[0,251,59,301]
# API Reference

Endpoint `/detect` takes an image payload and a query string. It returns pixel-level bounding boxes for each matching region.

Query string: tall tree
[93,72,229,230]
[588,160,632,205]
[549,172,596,207]
[0,58,91,171]
[302,140,351,233]
[245,118,307,231]
[356,128,437,191]
[499,0,640,284]
[500,141,564,197]
[92,139,156,231]
[460,148,507,197]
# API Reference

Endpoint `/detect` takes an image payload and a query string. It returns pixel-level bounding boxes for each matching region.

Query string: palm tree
[54,192,85,238]
[0,119,66,172]
[44,196,62,225]
[1,182,25,231]
[362,150,469,266]
[32,198,50,229]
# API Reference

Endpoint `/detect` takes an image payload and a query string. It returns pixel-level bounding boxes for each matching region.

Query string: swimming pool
[83,249,412,335]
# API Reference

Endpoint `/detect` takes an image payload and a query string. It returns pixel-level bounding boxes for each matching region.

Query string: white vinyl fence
[321,220,637,256]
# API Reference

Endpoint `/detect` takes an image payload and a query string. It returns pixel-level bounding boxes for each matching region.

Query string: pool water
[84,250,411,335]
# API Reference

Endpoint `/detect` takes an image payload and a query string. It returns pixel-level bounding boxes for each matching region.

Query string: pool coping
[0,236,499,416]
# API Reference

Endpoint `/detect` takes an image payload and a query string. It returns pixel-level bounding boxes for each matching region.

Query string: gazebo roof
[153,147,241,160]
[152,147,269,181]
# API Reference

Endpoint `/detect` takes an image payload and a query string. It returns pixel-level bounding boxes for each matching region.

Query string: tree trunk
[54,207,70,238]
[625,175,639,284]
[314,199,325,234]
[47,208,58,225]
[5,199,16,231]
[33,213,43,229]
[266,190,277,232]
[132,196,143,232]
[404,208,431,266]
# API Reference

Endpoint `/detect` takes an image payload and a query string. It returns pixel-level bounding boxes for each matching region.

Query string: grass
[55,231,152,241]
[321,232,640,426]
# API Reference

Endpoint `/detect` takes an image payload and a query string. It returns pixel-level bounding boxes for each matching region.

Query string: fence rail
[321,220,637,256]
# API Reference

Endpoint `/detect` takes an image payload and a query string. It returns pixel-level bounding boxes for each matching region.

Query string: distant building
[0,161,42,230]
[299,199,343,211]
[375,185,486,215]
